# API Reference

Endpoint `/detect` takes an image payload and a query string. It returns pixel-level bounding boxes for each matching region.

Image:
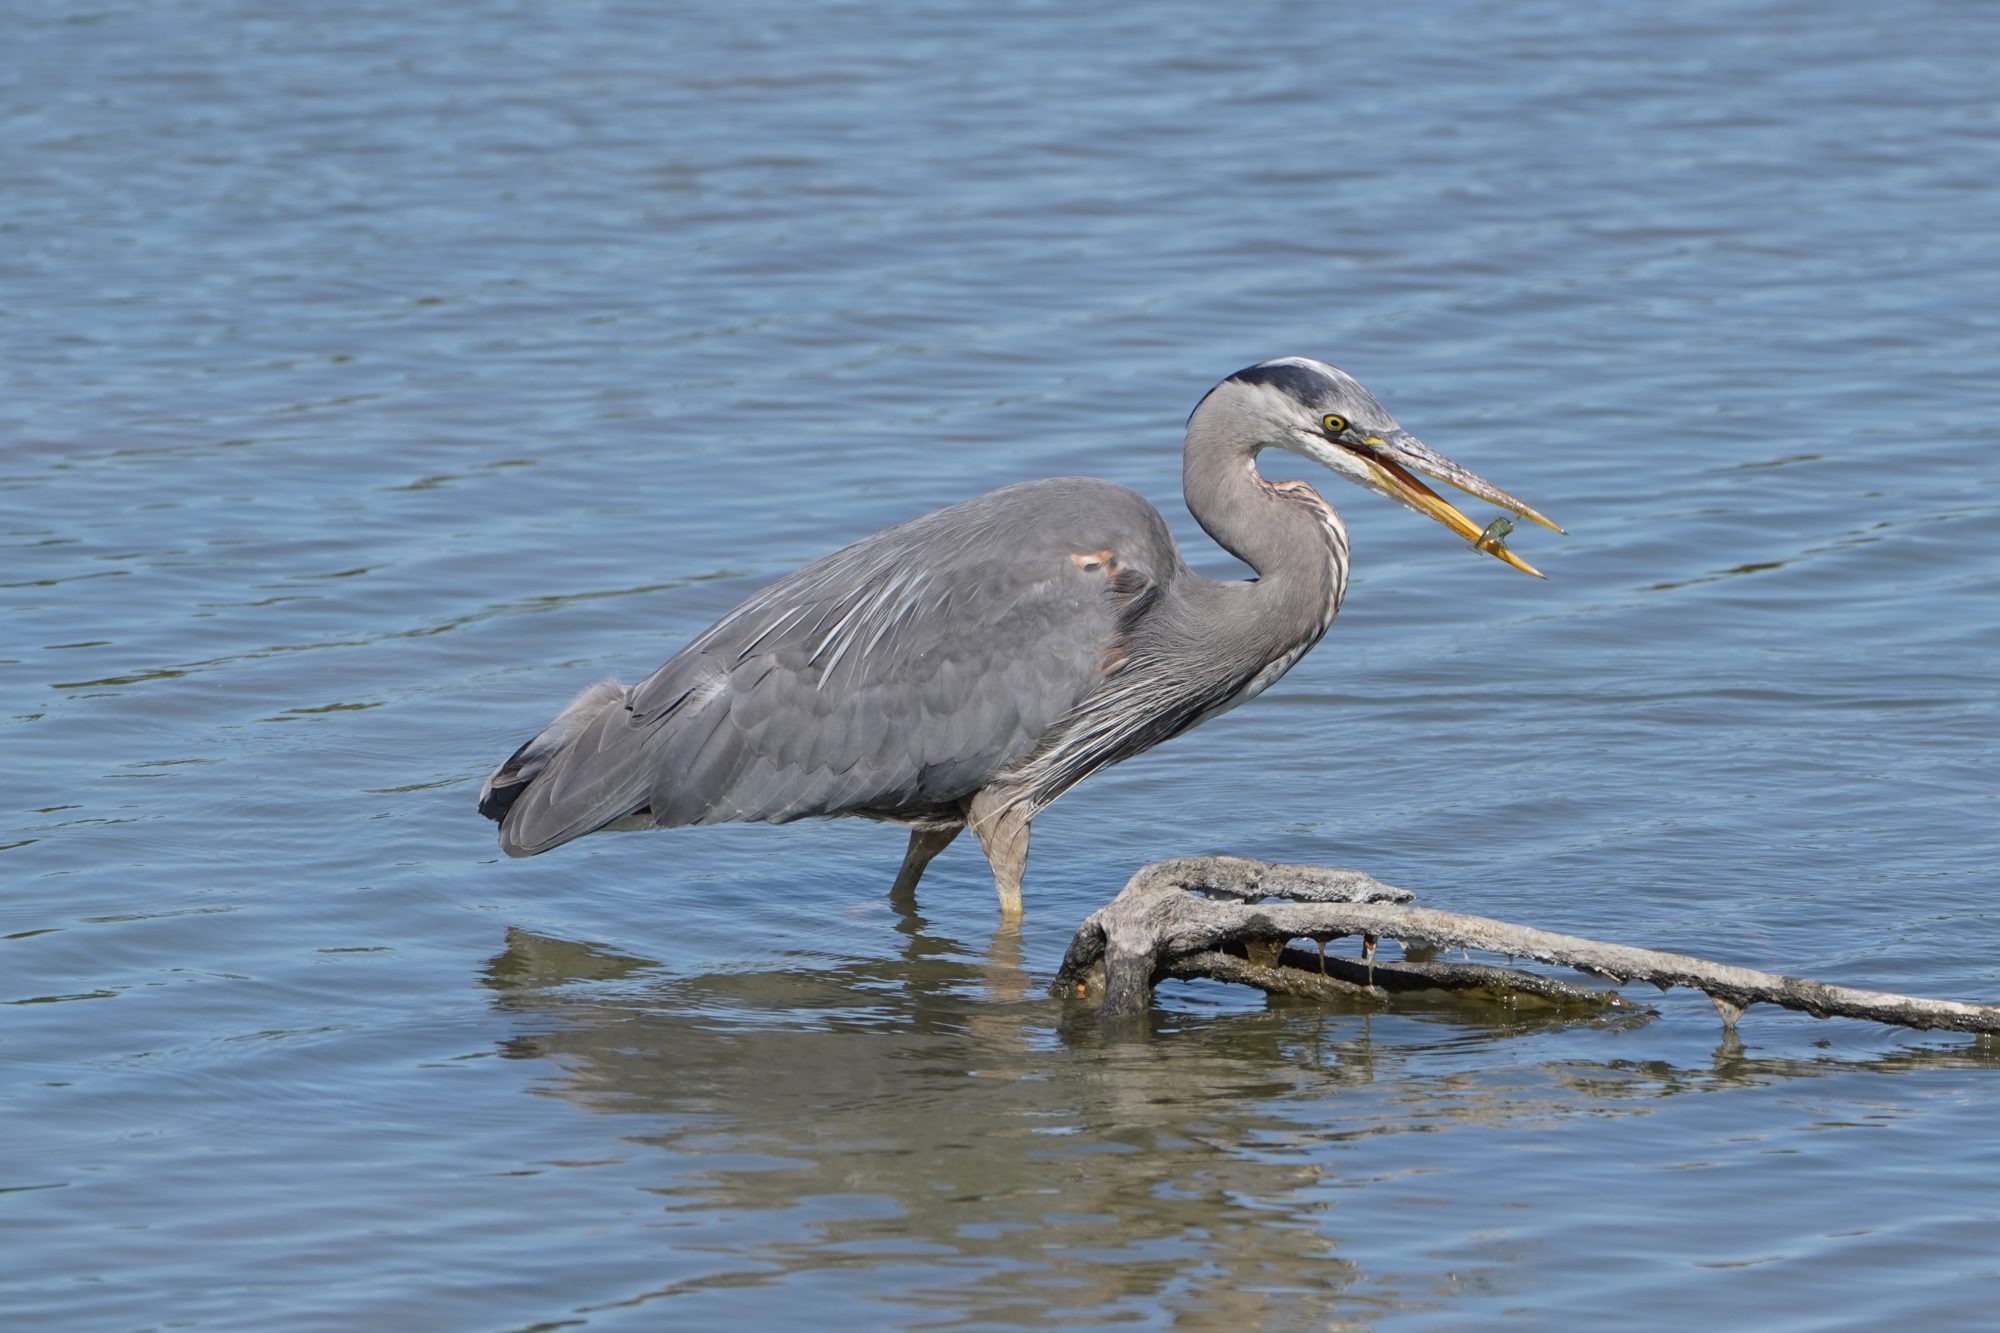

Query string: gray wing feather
[491,478,1176,857]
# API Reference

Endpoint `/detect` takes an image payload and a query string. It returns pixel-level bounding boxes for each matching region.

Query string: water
[5,1,1999,1327]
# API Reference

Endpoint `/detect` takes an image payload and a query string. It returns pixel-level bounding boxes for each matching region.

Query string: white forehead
[1190,356,1394,427]
[1263,355,1342,375]
[1238,358,1379,413]
[1257,356,1366,395]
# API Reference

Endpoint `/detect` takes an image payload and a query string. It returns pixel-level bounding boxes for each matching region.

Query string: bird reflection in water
[479,916,1381,1325]
[476,910,1995,1327]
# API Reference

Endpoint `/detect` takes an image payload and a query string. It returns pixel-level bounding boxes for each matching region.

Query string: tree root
[1054,856,2000,1036]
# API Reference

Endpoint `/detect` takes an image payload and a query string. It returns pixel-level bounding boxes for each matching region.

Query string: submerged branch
[1158,945,1633,1012]
[1055,856,2000,1036]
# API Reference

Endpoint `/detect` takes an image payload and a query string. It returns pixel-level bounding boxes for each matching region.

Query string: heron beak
[1347,431,1562,578]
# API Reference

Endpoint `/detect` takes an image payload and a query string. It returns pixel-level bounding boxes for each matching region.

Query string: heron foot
[890,824,963,900]
[966,789,1031,922]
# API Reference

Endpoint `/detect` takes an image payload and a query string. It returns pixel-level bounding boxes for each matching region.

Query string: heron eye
[1321,414,1350,435]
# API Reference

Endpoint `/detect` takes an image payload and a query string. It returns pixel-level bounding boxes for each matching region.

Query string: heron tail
[478,678,639,855]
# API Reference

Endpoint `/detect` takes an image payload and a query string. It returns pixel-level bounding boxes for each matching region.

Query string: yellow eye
[1321,414,1349,435]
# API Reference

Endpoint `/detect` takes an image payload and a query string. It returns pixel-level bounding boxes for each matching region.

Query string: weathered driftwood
[1159,945,1635,1012]
[1055,856,2000,1036]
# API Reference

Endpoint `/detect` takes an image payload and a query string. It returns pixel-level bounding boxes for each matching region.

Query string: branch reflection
[480,918,1997,1326]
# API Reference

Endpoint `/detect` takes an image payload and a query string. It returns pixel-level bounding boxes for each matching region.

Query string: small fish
[1473,516,1516,555]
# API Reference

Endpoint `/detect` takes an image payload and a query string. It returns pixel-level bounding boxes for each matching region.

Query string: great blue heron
[479,357,1559,918]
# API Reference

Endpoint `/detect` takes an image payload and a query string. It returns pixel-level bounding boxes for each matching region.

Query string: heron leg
[890,823,962,899]
[966,789,1031,921]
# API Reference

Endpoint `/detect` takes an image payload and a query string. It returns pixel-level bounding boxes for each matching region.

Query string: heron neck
[1183,439,1349,597]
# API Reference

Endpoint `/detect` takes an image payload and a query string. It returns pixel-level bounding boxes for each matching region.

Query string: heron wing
[493,478,1174,856]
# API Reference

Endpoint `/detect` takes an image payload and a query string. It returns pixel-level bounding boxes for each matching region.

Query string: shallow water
[5,1,1999,1328]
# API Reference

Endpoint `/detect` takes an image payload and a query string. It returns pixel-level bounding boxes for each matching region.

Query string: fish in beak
[1345,430,1563,578]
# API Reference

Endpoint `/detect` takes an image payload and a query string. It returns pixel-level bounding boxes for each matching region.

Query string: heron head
[1197,356,1563,576]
